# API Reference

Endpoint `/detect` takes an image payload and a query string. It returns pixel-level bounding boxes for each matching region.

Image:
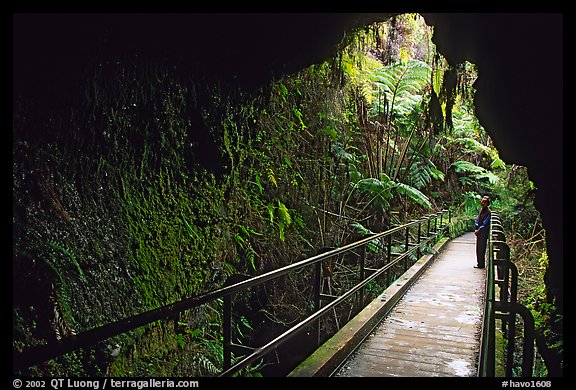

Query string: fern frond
[472,171,500,185]
[47,240,85,279]
[393,181,433,209]
[254,174,263,194]
[330,143,356,162]
[349,222,380,253]
[320,126,338,140]
[349,221,373,235]
[348,163,363,183]
[277,200,291,226]
[408,163,431,189]
[354,178,393,199]
[447,137,491,155]
[266,203,275,224]
[490,155,506,170]
[451,160,485,174]
[429,165,445,181]
[353,177,394,210]
[266,168,277,188]
[371,59,431,120]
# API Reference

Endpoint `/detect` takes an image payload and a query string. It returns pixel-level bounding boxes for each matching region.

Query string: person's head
[481,196,490,207]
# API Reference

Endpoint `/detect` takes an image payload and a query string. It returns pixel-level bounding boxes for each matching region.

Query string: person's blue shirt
[475,209,491,233]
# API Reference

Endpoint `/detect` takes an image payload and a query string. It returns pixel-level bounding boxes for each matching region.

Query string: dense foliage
[13,14,559,376]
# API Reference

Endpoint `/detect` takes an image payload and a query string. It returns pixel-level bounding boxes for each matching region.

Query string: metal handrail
[14,209,450,376]
[478,212,536,377]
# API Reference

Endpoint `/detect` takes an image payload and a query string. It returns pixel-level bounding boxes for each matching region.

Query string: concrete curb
[287,236,451,377]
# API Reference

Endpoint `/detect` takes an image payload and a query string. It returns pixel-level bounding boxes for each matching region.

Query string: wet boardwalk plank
[334,232,485,377]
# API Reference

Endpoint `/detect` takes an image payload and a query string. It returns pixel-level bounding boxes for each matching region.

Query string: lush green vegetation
[13,14,558,376]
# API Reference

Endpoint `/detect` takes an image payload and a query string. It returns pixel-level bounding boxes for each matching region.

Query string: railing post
[494,259,519,377]
[494,241,511,335]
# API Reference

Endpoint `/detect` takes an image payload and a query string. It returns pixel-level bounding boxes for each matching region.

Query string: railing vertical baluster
[359,246,366,306]
[404,225,409,272]
[386,231,392,286]
[440,211,443,227]
[417,220,422,259]
[313,261,322,347]
[223,293,233,370]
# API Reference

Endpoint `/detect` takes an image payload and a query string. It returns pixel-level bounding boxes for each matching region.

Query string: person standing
[474,196,491,268]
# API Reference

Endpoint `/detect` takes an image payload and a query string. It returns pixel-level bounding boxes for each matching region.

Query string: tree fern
[371,59,432,120]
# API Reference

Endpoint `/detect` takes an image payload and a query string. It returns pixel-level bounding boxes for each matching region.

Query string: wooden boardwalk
[333,232,485,377]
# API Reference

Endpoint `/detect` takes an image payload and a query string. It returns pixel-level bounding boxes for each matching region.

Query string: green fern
[392,181,433,209]
[490,153,506,170]
[47,239,85,279]
[277,200,292,227]
[266,168,278,188]
[407,158,445,190]
[348,163,363,183]
[432,65,444,97]
[353,177,394,209]
[448,137,491,155]
[473,171,500,185]
[452,160,500,186]
[451,160,485,174]
[266,202,275,224]
[330,143,356,163]
[254,173,263,194]
[371,59,431,119]
[320,126,338,140]
[349,221,380,253]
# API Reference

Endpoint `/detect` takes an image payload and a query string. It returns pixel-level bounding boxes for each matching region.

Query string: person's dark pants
[476,230,489,268]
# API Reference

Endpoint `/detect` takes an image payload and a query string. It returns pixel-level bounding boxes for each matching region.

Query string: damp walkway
[334,232,485,377]
[289,232,486,377]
